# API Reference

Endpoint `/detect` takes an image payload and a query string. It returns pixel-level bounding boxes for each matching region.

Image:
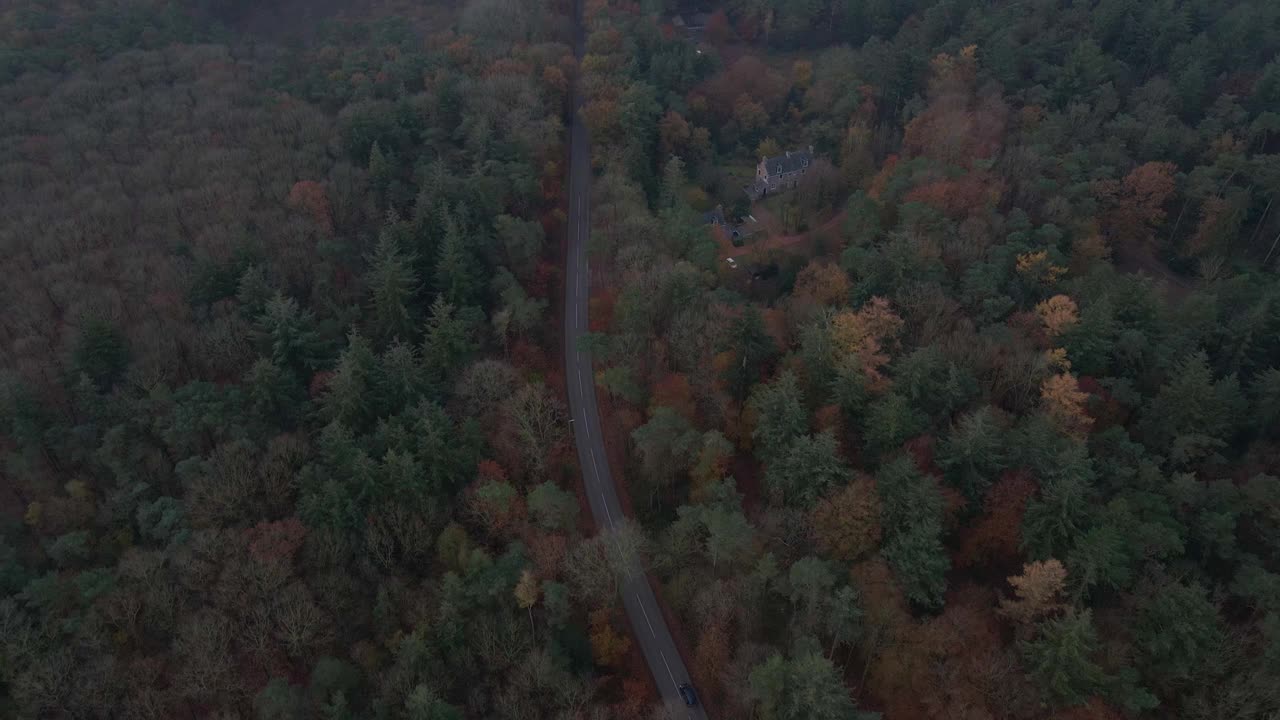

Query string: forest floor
[1113,243,1196,301]
[731,452,765,515]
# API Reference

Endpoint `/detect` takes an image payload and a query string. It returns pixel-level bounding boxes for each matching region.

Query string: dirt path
[1112,244,1195,301]
[721,208,847,261]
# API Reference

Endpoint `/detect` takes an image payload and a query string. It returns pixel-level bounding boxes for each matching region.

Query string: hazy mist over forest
[2,1,1279,719]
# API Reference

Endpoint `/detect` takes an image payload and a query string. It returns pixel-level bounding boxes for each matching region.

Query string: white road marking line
[637,596,657,637]
[600,492,613,527]
[659,650,678,690]
[589,452,614,527]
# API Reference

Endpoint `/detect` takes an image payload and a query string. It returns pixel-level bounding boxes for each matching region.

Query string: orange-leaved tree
[1096,161,1177,248]
[1035,295,1080,338]
[831,296,903,392]
[810,475,882,563]
[999,558,1068,632]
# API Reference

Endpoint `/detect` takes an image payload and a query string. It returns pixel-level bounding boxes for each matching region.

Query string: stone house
[748,146,814,199]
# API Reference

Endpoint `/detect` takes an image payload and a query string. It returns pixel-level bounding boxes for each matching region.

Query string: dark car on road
[677,683,699,707]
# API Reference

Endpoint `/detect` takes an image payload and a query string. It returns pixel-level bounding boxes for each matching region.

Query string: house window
[802,159,808,168]
[776,165,782,174]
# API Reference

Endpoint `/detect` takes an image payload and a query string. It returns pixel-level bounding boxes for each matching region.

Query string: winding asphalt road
[562,1,707,717]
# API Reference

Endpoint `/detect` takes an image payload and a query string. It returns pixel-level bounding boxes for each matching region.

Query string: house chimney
[785,150,791,158]
[809,145,814,155]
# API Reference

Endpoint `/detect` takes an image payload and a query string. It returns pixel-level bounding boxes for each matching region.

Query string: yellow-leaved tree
[588,609,631,668]
[1035,294,1080,337]
[514,569,540,633]
[999,558,1068,633]
[831,296,903,392]
[1041,372,1092,437]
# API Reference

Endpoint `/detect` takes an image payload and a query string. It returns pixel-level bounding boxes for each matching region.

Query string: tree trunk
[1264,228,1280,267]
[1248,195,1274,248]
[860,624,884,689]
[1167,196,1190,247]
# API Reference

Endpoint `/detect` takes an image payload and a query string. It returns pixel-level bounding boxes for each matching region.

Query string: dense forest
[0,1,632,718]
[578,0,1280,719]
[2,0,1280,719]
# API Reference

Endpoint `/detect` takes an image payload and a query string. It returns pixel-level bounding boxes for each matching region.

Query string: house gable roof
[762,149,812,176]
